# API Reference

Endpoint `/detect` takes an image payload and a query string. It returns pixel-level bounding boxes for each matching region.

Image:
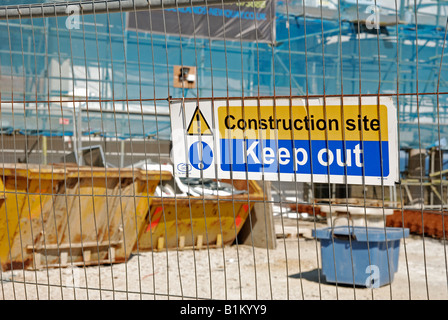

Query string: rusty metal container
[135,179,266,251]
[0,163,171,271]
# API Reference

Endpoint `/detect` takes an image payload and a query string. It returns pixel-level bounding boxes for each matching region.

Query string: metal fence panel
[0,0,446,301]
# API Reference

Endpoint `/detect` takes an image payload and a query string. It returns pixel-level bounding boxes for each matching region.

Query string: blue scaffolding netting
[0,0,447,151]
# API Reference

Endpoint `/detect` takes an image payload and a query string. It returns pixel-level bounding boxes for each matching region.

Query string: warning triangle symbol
[187,107,212,135]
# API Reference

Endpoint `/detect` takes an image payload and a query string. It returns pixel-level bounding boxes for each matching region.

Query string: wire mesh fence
[0,0,446,301]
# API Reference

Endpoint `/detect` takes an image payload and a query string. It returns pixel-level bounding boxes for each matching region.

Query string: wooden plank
[27,240,122,251]
[216,234,222,247]
[83,249,91,263]
[238,181,277,249]
[157,237,164,251]
[196,234,203,249]
[60,251,68,266]
[108,247,115,263]
[33,252,41,269]
[178,236,185,250]
[43,259,116,268]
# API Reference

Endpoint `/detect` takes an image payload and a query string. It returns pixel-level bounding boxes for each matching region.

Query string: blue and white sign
[170,97,399,185]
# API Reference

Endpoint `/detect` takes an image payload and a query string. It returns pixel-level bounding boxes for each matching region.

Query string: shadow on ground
[289,268,327,284]
[289,268,371,289]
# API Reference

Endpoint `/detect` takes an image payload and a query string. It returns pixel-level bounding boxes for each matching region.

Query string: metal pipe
[0,0,241,20]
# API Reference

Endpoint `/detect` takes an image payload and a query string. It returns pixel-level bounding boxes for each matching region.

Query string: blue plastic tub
[312,226,409,287]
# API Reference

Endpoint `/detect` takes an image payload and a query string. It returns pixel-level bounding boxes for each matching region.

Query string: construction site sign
[170,97,399,185]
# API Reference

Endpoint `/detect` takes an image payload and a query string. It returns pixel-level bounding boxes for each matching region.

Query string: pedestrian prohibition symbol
[189,141,214,170]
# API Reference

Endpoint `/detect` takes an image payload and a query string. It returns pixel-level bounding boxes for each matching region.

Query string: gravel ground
[0,218,447,300]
